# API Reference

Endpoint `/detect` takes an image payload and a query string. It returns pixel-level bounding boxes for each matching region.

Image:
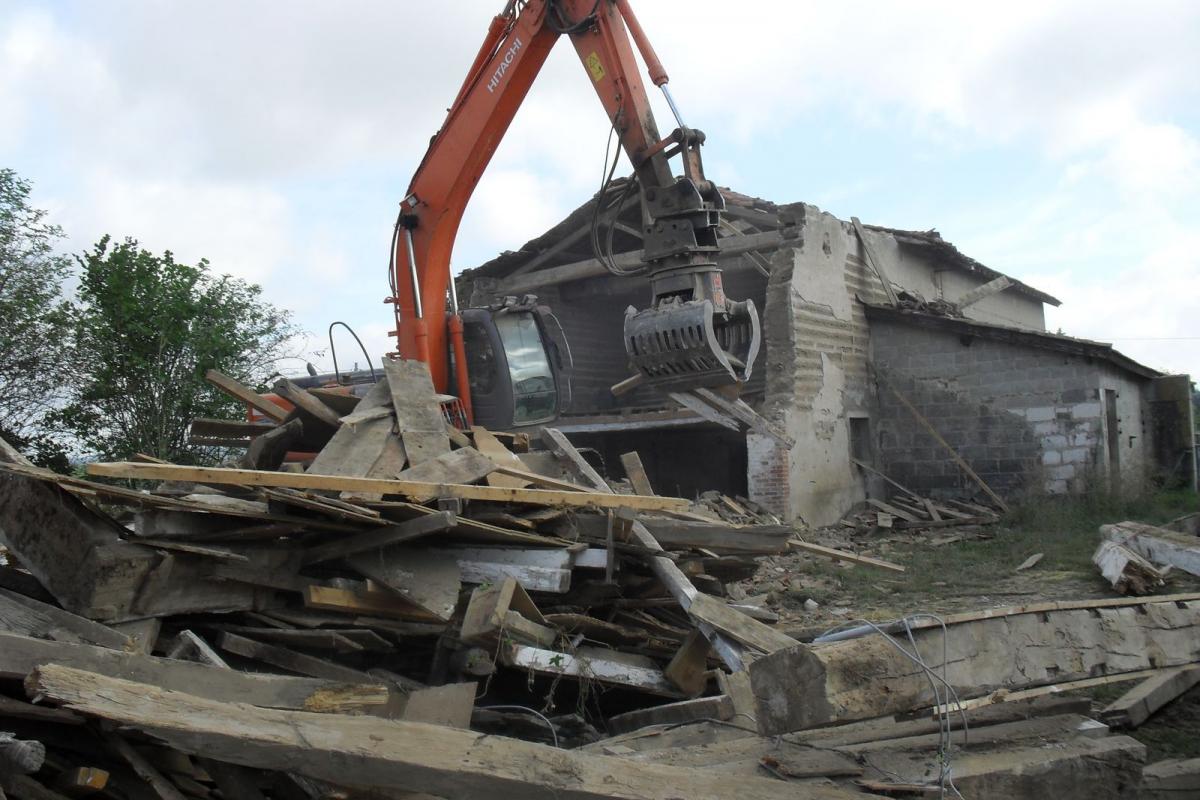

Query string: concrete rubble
[0,359,1196,800]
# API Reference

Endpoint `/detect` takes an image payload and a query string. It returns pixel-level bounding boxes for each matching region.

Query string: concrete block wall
[870,318,1153,498]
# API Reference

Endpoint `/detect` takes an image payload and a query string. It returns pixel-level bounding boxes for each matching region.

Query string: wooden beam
[301,511,456,565]
[26,664,845,800]
[0,632,386,712]
[303,585,443,622]
[850,217,899,306]
[787,539,906,573]
[272,379,343,428]
[348,548,461,622]
[204,370,288,423]
[1102,521,1200,577]
[955,275,1012,309]
[501,644,685,697]
[1100,665,1200,728]
[686,593,797,654]
[619,451,655,496]
[692,389,795,448]
[541,428,609,491]
[1093,539,1167,595]
[871,364,1010,513]
[217,632,374,684]
[497,229,788,295]
[0,588,133,650]
[383,358,450,466]
[664,629,711,696]
[750,596,1200,734]
[395,447,496,485]
[86,462,688,512]
[471,427,531,489]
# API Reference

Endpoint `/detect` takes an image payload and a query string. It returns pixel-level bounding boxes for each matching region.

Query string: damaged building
[459,185,1197,526]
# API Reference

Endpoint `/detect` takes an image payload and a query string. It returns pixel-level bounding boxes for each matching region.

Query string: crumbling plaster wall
[857,228,1048,331]
[869,318,1153,498]
[752,204,883,525]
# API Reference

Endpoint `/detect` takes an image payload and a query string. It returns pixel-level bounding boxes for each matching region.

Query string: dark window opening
[849,416,872,464]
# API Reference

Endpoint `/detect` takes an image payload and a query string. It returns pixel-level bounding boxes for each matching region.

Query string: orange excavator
[386,0,761,430]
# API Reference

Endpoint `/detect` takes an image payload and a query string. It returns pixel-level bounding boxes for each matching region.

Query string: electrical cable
[816,614,969,799]
[590,122,647,277]
[327,322,376,384]
[478,704,560,748]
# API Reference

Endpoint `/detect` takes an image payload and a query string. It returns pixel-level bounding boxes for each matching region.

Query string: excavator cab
[458,300,563,430]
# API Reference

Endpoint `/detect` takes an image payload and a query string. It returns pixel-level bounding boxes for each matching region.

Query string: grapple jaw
[624,295,760,394]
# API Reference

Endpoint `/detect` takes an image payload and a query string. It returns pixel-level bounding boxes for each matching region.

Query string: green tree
[0,168,72,469]
[55,236,300,463]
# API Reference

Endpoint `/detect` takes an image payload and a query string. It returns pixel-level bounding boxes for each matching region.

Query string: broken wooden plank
[108,734,188,800]
[347,547,461,622]
[537,430,747,672]
[1102,520,1200,577]
[86,462,689,512]
[788,538,906,573]
[871,364,1010,513]
[273,378,343,428]
[619,452,655,496]
[866,498,921,524]
[1093,539,1168,595]
[238,417,304,472]
[607,695,733,736]
[750,596,1200,734]
[27,664,845,800]
[471,427,531,489]
[307,380,396,479]
[1141,757,1200,799]
[0,632,385,712]
[502,644,685,698]
[457,561,571,593]
[663,629,711,697]
[394,447,495,485]
[217,632,374,684]
[666,391,742,432]
[461,577,547,645]
[1099,665,1200,728]
[167,630,229,668]
[693,388,795,448]
[573,515,792,556]
[955,274,1013,309]
[541,427,609,491]
[0,588,133,650]
[850,217,899,305]
[849,458,921,500]
[303,585,442,622]
[383,358,450,466]
[686,593,797,654]
[190,417,275,439]
[0,465,264,621]
[205,369,289,422]
[300,511,456,565]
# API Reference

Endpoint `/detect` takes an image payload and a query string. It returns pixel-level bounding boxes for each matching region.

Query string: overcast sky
[3,1,1198,379]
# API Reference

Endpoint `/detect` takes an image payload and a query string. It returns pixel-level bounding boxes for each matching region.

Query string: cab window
[494,312,557,425]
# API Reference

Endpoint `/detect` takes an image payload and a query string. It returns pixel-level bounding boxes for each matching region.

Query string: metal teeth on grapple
[623,299,760,393]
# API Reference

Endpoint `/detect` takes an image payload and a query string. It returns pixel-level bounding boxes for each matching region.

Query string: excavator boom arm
[390,0,758,408]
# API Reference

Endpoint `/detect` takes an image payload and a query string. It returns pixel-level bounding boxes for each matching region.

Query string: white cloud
[2,0,1197,379]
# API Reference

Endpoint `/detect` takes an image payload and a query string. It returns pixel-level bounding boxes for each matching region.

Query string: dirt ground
[734,491,1200,760]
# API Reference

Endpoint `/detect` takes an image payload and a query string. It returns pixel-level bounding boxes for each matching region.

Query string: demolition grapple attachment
[624,280,760,393]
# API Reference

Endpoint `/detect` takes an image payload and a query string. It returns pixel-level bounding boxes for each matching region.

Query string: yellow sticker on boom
[585,52,605,82]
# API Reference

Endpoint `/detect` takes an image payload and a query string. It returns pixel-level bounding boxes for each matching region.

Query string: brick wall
[747,432,791,517]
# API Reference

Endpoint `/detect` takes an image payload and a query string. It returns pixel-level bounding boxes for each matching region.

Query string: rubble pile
[0,358,1196,799]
